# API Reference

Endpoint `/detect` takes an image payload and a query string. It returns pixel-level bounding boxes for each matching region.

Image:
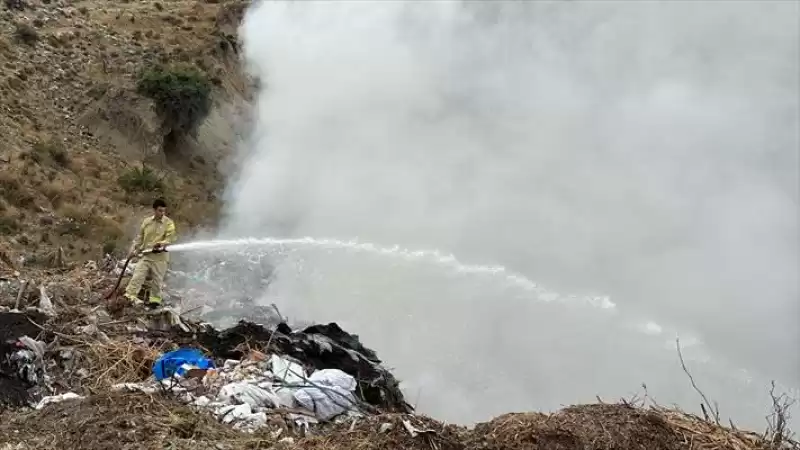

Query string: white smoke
[220,0,799,428]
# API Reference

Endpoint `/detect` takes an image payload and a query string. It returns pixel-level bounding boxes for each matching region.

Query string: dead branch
[15,279,28,309]
[676,337,720,425]
[764,380,798,449]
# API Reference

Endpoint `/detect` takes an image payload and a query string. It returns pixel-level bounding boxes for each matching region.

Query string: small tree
[136,65,212,151]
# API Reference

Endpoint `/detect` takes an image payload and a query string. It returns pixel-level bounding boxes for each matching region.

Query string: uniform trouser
[124,258,167,304]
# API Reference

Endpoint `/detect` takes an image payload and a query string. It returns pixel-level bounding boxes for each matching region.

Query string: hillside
[0,0,249,269]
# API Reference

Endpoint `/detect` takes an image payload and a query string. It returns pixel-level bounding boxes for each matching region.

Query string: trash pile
[0,275,411,438]
[0,310,49,408]
[148,319,411,432]
[114,350,364,432]
[0,264,796,450]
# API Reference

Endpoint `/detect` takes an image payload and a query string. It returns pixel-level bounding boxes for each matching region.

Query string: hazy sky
[220,0,799,428]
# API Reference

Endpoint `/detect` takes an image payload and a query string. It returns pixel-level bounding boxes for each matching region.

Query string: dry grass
[295,414,467,450]
[468,404,797,450]
[657,407,775,450]
[83,339,172,389]
[0,172,36,208]
[0,391,270,450]
[58,334,173,390]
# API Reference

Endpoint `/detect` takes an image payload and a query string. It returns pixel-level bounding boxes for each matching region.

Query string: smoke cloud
[219,0,799,428]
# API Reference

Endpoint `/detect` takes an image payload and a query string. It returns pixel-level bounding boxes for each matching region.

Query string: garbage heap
[0,299,410,436]
[115,320,412,432]
[1,266,796,450]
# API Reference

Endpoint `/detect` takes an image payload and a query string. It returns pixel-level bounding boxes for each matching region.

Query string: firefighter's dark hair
[153,198,167,209]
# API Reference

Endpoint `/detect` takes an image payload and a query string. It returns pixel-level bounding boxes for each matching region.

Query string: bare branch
[676,337,720,424]
[764,380,797,449]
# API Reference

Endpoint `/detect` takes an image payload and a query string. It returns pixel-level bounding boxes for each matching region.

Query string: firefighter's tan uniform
[124,215,176,305]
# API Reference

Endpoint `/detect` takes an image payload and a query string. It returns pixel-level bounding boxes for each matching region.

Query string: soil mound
[0,391,250,450]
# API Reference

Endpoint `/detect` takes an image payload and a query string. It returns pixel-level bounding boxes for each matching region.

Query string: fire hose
[104,245,168,300]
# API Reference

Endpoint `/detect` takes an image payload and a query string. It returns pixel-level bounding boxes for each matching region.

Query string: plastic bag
[152,348,215,381]
[294,385,356,421]
[308,369,357,391]
[293,369,358,421]
[269,354,306,385]
[217,382,281,408]
[38,286,55,316]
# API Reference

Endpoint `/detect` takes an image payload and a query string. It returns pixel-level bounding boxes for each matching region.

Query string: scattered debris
[38,285,55,317]
[35,392,84,410]
[0,265,794,450]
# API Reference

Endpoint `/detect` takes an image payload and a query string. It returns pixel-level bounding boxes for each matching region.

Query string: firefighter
[124,198,176,307]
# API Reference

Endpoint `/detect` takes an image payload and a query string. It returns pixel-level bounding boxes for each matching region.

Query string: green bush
[137,66,212,140]
[118,165,165,193]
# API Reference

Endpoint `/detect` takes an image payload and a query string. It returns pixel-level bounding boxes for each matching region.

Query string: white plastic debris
[293,369,358,421]
[232,411,268,432]
[221,403,252,424]
[307,369,357,391]
[270,355,306,385]
[294,369,356,421]
[17,336,45,360]
[273,386,298,408]
[111,383,158,394]
[294,386,356,421]
[35,392,84,410]
[38,285,55,316]
[216,382,281,408]
[193,395,211,407]
[223,359,239,370]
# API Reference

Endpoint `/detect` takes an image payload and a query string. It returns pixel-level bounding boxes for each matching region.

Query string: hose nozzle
[143,244,168,254]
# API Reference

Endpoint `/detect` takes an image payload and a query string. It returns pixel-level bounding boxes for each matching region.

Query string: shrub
[0,173,35,208]
[0,215,19,235]
[102,240,116,256]
[55,205,92,237]
[4,0,26,11]
[32,140,70,167]
[54,204,124,243]
[136,66,212,142]
[13,23,38,45]
[118,165,165,193]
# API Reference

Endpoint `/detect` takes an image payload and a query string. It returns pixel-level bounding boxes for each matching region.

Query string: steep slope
[0,0,249,268]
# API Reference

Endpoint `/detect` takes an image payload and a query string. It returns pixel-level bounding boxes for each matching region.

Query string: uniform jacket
[132,215,176,262]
